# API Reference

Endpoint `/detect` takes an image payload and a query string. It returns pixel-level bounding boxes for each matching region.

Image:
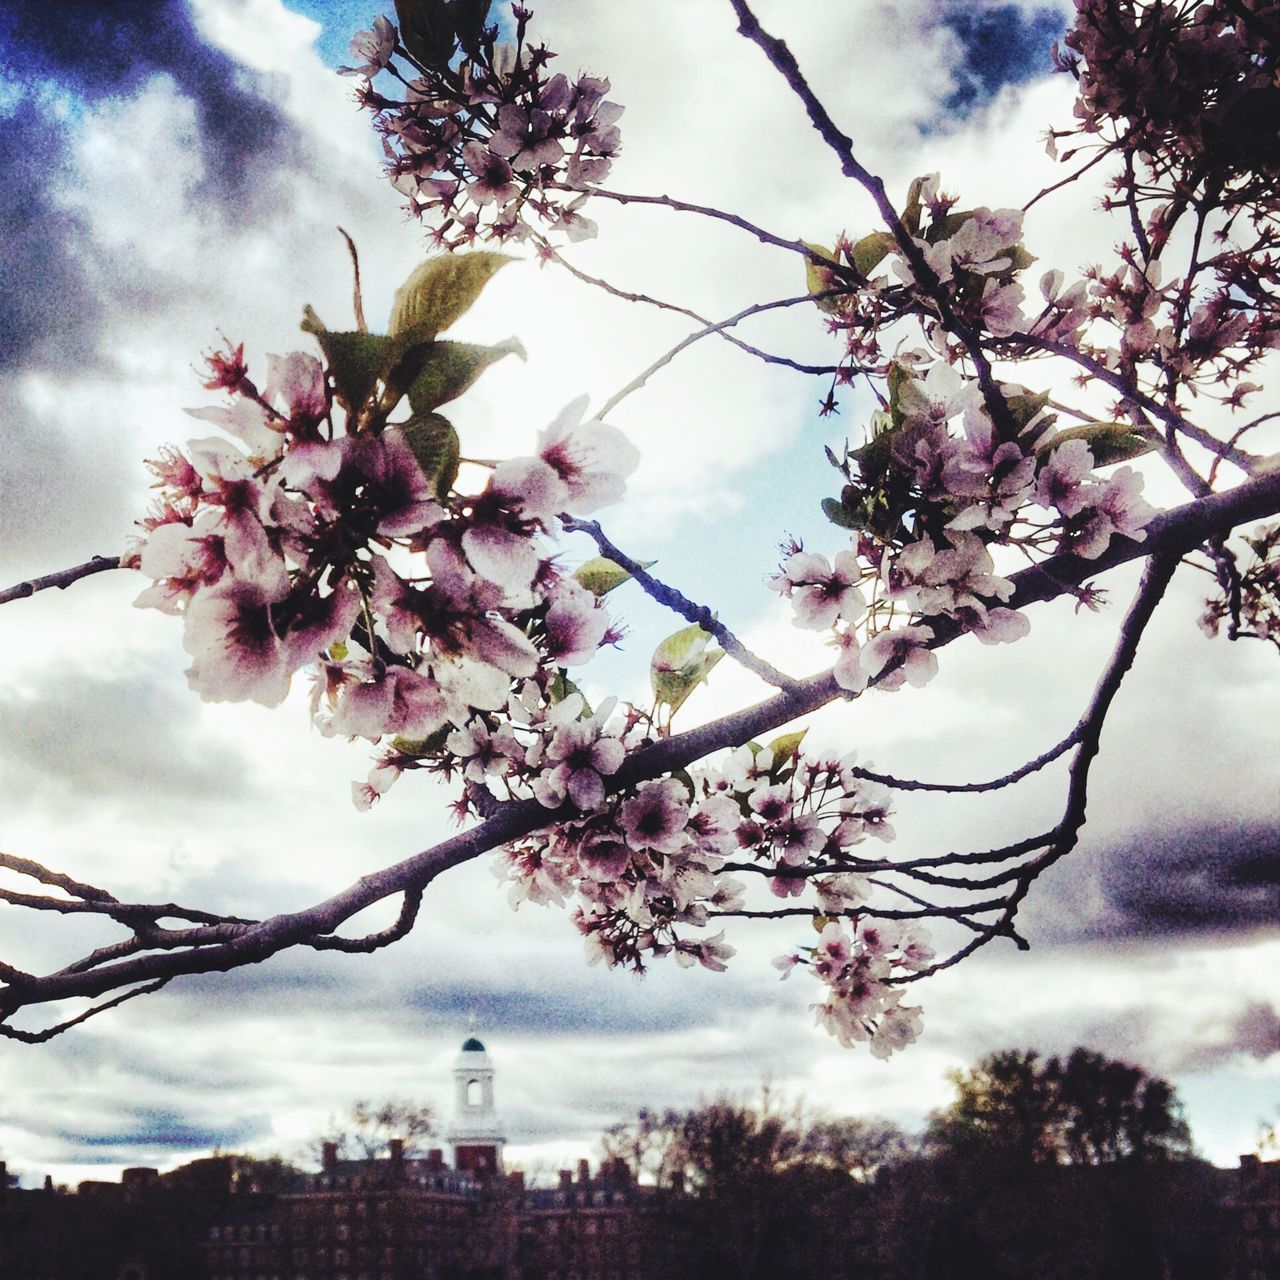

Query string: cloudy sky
[0,0,1276,1187]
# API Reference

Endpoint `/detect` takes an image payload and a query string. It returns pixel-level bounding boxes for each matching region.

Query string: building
[201,1034,660,1280]
[1231,1154,1280,1280]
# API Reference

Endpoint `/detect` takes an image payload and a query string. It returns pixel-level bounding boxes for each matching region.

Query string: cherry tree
[2,0,1277,1054]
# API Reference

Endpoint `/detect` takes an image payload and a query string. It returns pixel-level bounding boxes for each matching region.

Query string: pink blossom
[861,627,938,690]
[338,14,397,78]
[543,578,610,666]
[618,778,690,854]
[533,716,625,810]
[183,577,294,706]
[537,397,640,514]
[331,665,450,740]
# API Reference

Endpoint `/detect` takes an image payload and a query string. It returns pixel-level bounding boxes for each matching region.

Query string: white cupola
[446,1032,505,1177]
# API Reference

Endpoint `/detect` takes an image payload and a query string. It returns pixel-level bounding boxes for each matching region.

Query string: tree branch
[0,555,125,606]
[3,467,1277,1032]
[563,517,803,691]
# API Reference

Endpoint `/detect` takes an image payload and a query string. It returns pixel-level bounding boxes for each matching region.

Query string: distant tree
[314,1097,436,1164]
[222,1153,306,1194]
[927,1047,1193,1165]
[605,1091,908,1279]
[884,1047,1218,1280]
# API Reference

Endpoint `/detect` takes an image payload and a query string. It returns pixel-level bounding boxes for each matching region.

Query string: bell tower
[446,1031,505,1178]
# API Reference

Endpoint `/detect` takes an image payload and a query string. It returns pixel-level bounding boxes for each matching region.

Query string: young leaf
[391,723,453,758]
[821,496,861,530]
[388,252,514,340]
[573,556,655,598]
[302,315,395,417]
[803,242,842,314]
[394,0,457,68]
[404,337,526,414]
[1035,422,1160,467]
[766,729,808,768]
[850,231,896,279]
[392,413,461,499]
[549,672,591,715]
[651,623,723,715]
[902,175,926,236]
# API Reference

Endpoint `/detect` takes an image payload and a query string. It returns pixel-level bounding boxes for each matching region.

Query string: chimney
[508,1170,525,1193]
[670,1170,685,1194]
[388,1138,404,1166]
[577,1158,590,1185]
[558,1169,573,1192]
[427,1148,444,1169]
[322,1142,338,1172]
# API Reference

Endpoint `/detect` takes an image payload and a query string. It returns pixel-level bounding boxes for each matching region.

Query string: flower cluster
[774,349,1153,687]
[341,7,623,248]
[132,257,638,810]
[776,918,932,1059]
[495,738,933,1055]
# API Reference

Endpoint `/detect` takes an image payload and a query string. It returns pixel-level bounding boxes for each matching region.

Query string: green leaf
[1007,244,1037,275]
[1004,387,1052,430]
[394,0,457,67]
[388,252,514,340]
[650,623,723,715]
[927,209,975,243]
[391,723,453,758]
[1035,422,1160,467]
[549,672,591,715]
[304,318,395,416]
[573,556,655,598]
[803,241,842,314]
[902,176,926,237]
[450,0,492,54]
[766,729,808,769]
[392,412,461,499]
[850,231,896,279]
[404,337,526,414]
[821,496,861,530]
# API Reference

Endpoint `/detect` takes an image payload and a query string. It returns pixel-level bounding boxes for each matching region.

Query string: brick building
[1232,1154,1280,1280]
[201,1034,661,1280]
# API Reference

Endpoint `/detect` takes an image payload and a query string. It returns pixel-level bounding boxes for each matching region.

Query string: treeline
[602,1047,1234,1280]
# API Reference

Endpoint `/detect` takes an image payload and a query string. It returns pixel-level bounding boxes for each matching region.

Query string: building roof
[461,1036,486,1052]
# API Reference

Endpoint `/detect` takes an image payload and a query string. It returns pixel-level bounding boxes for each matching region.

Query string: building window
[467,1078,483,1106]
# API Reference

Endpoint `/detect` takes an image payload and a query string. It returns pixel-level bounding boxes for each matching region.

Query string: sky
[0,0,1276,1187]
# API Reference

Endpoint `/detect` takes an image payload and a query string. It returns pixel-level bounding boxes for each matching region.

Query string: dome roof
[461,1036,486,1053]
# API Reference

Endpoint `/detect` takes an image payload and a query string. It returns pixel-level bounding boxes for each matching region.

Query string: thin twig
[543,244,839,377]
[563,518,803,692]
[598,292,838,418]
[337,226,368,334]
[0,556,124,606]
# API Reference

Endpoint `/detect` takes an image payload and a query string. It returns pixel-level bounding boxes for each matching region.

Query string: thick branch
[3,467,1278,1028]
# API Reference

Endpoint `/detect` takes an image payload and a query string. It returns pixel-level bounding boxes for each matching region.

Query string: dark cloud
[0,102,102,372]
[47,1109,263,1159]
[941,4,1066,113]
[0,0,305,399]
[1178,1002,1280,1073]
[1026,819,1280,946]
[0,0,300,208]
[0,667,251,807]
[403,965,793,1038]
